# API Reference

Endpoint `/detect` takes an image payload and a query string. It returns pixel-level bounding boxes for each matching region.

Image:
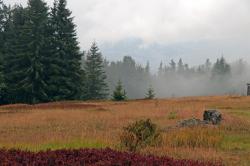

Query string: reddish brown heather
[0,148,221,166]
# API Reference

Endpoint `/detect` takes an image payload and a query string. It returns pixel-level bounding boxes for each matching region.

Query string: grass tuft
[164,127,224,149]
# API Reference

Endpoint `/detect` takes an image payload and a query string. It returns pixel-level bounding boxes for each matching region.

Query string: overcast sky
[6,0,250,68]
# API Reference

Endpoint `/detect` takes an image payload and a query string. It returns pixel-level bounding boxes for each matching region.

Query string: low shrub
[120,119,162,152]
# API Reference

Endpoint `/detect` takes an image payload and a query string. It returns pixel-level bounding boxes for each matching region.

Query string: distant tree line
[104,56,248,98]
[0,0,248,105]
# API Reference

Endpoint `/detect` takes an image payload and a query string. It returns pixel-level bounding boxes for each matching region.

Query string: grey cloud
[6,0,250,65]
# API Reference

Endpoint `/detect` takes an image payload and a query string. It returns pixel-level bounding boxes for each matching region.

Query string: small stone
[177,118,205,128]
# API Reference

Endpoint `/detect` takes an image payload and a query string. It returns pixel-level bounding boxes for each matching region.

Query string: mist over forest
[103,56,250,99]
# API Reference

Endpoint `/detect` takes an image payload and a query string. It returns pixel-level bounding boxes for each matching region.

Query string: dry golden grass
[1,95,250,165]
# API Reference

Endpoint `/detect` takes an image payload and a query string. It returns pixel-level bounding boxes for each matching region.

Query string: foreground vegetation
[0,96,250,165]
[0,148,217,166]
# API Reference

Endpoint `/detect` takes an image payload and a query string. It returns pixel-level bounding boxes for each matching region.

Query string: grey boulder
[203,109,222,125]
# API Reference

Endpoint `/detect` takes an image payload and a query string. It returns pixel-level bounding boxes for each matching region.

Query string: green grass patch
[228,110,250,118]
[0,139,109,152]
[220,134,250,151]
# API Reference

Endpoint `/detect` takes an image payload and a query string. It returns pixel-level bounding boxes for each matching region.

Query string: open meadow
[0,96,250,165]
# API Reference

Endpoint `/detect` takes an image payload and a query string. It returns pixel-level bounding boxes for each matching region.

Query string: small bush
[120,119,162,152]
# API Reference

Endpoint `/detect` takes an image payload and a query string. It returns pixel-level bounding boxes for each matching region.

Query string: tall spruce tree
[4,0,49,104]
[84,42,108,100]
[48,0,83,101]
[26,0,50,104]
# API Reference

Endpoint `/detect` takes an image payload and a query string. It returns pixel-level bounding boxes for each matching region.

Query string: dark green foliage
[120,119,162,152]
[25,0,49,103]
[2,0,84,104]
[3,5,29,103]
[0,73,4,96]
[0,63,5,103]
[84,42,108,100]
[145,85,155,99]
[4,0,49,104]
[46,0,83,101]
[0,0,7,103]
[0,45,5,102]
[112,80,126,101]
